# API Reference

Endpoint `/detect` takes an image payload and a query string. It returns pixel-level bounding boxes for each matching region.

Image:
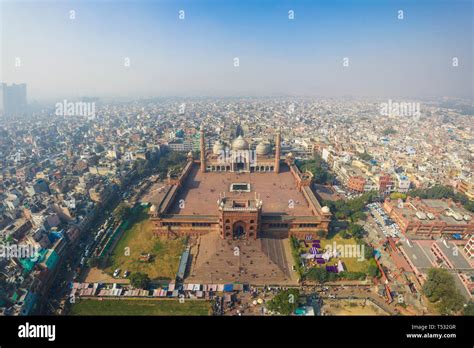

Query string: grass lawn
[104,208,186,281]
[70,298,211,316]
[321,234,371,273]
[302,234,371,273]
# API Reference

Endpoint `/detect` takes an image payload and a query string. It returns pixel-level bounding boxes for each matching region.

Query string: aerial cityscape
[0,1,472,343]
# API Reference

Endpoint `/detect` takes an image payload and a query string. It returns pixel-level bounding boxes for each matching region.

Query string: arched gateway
[233,221,246,239]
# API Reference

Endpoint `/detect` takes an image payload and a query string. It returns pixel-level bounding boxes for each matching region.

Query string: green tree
[324,191,378,221]
[423,268,465,315]
[327,272,338,282]
[364,244,375,260]
[463,200,474,212]
[129,272,150,289]
[289,236,303,277]
[290,236,300,250]
[87,257,99,268]
[367,263,380,278]
[348,223,366,239]
[338,271,366,280]
[113,202,131,221]
[134,159,149,177]
[341,230,351,239]
[390,192,407,200]
[266,289,300,315]
[316,230,326,238]
[297,154,335,185]
[464,301,474,316]
[156,151,187,178]
[382,127,397,136]
[350,211,367,223]
[359,152,373,162]
[306,268,329,283]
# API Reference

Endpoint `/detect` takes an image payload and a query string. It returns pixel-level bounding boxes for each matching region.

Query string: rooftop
[387,197,472,225]
[400,239,473,271]
[399,239,435,270]
[169,164,314,216]
[434,240,471,269]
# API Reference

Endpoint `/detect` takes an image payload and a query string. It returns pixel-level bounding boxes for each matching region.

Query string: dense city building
[0,97,472,317]
[383,197,473,237]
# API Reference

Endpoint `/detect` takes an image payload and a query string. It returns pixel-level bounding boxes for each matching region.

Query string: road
[301,285,398,315]
[44,191,124,314]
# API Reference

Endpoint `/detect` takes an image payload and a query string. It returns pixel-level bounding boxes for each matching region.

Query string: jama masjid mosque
[149,125,332,240]
[202,125,282,173]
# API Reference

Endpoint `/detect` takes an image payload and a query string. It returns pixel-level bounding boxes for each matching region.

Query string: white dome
[256,141,271,155]
[232,135,249,151]
[213,140,225,155]
[322,206,330,213]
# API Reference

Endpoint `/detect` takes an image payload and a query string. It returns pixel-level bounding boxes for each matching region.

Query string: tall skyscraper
[1,83,27,119]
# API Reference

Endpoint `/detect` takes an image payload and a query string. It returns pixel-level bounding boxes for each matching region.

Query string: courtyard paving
[186,232,299,286]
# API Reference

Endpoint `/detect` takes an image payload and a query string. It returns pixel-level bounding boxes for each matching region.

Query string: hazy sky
[1,0,472,100]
